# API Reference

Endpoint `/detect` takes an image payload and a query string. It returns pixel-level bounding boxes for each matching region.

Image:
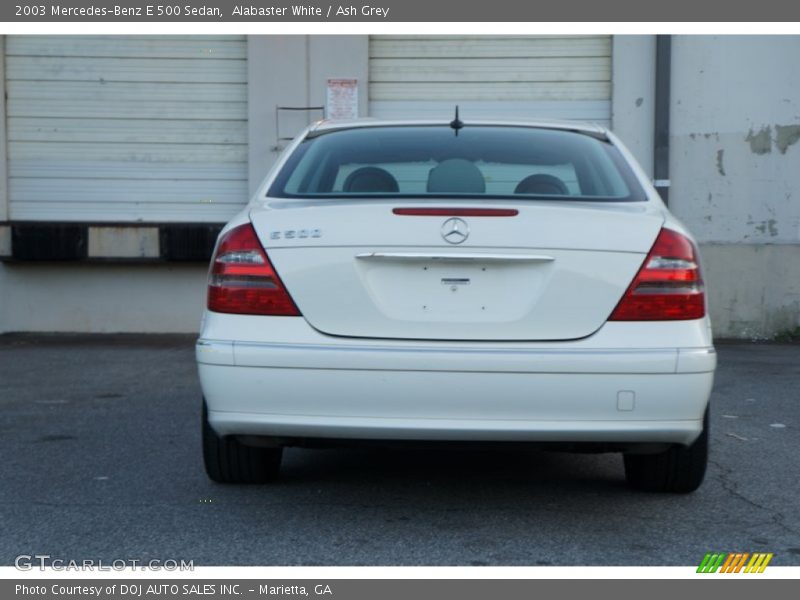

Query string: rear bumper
[197,318,716,446]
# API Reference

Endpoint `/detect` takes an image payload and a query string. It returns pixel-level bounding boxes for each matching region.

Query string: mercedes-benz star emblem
[441,217,469,244]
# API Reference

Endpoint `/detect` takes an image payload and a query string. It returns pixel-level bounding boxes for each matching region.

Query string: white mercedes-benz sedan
[196,118,716,492]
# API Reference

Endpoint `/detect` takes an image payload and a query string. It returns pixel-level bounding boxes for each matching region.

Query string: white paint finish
[309,116,608,135]
[617,390,636,411]
[207,407,706,445]
[676,348,717,374]
[87,227,159,259]
[701,243,800,339]
[670,35,800,245]
[199,116,716,444]
[200,312,714,351]
[229,341,680,373]
[231,338,680,373]
[0,263,207,333]
[248,121,707,342]
[201,364,710,444]
[252,188,664,340]
[368,35,611,122]
[198,313,712,443]
[611,35,656,177]
[267,245,648,341]
[196,340,235,366]
[5,35,248,223]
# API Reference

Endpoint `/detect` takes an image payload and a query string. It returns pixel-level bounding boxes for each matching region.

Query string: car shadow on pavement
[274,445,628,493]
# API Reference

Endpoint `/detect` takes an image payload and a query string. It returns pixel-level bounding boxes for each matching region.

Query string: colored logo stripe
[728,553,748,573]
[697,552,773,573]
[697,553,725,573]
[745,553,773,573]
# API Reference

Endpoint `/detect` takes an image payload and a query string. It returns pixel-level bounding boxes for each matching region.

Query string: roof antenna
[449,105,464,136]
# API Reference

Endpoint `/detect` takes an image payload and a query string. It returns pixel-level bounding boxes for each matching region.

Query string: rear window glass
[268,125,646,202]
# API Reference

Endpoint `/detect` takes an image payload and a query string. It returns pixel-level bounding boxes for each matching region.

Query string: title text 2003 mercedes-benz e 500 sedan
[196,118,716,493]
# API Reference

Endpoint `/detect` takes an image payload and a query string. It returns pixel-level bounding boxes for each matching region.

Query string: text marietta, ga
[17,584,334,596]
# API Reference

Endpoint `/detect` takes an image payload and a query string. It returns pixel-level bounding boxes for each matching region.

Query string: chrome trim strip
[676,347,717,373]
[355,252,555,263]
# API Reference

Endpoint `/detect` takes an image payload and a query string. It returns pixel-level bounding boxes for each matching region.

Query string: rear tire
[623,408,709,493]
[202,401,282,484]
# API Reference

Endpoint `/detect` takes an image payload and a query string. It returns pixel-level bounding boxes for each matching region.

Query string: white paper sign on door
[326,79,359,120]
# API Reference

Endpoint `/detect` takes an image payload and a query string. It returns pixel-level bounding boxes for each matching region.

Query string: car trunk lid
[250,200,664,341]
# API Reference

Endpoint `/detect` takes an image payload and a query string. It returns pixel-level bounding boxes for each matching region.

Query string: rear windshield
[268,125,646,202]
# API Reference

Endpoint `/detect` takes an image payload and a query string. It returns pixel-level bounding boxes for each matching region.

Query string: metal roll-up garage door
[4,35,248,223]
[369,35,611,125]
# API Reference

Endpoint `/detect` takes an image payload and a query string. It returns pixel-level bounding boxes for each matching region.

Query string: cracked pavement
[0,335,798,565]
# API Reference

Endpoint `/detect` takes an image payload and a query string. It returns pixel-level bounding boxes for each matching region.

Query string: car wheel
[623,408,708,493]
[202,400,282,484]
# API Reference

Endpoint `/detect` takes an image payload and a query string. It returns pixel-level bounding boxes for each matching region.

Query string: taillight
[609,228,705,321]
[207,223,300,316]
[393,208,519,217]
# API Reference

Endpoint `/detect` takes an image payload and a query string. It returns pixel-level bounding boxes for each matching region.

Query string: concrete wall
[0,263,207,334]
[669,36,800,338]
[611,36,656,178]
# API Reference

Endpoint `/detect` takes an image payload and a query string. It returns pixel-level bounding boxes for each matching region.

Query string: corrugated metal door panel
[7,99,246,120]
[370,36,611,58]
[368,35,611,126]
[370,57,611,83]
[9,118,247,144]
[8,35,248,58]
[371,82,611,101]
[8,81,247,102]
[9,162,244,180]
[9,178,246,204]
[9,143,247,163]
[6,57,247,83]
[5,35,248,223]
[368,100,611,122]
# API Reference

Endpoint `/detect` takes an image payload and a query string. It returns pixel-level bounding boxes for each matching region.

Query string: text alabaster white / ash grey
[232,5,391,17]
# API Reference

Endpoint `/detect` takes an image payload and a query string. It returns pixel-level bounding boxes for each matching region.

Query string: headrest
[427,159,486,194]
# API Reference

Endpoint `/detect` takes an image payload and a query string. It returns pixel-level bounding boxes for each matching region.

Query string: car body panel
[249,200,664,341]
[198,118,715,449]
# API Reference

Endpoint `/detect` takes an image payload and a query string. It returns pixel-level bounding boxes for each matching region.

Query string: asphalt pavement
[0,334,798,566]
